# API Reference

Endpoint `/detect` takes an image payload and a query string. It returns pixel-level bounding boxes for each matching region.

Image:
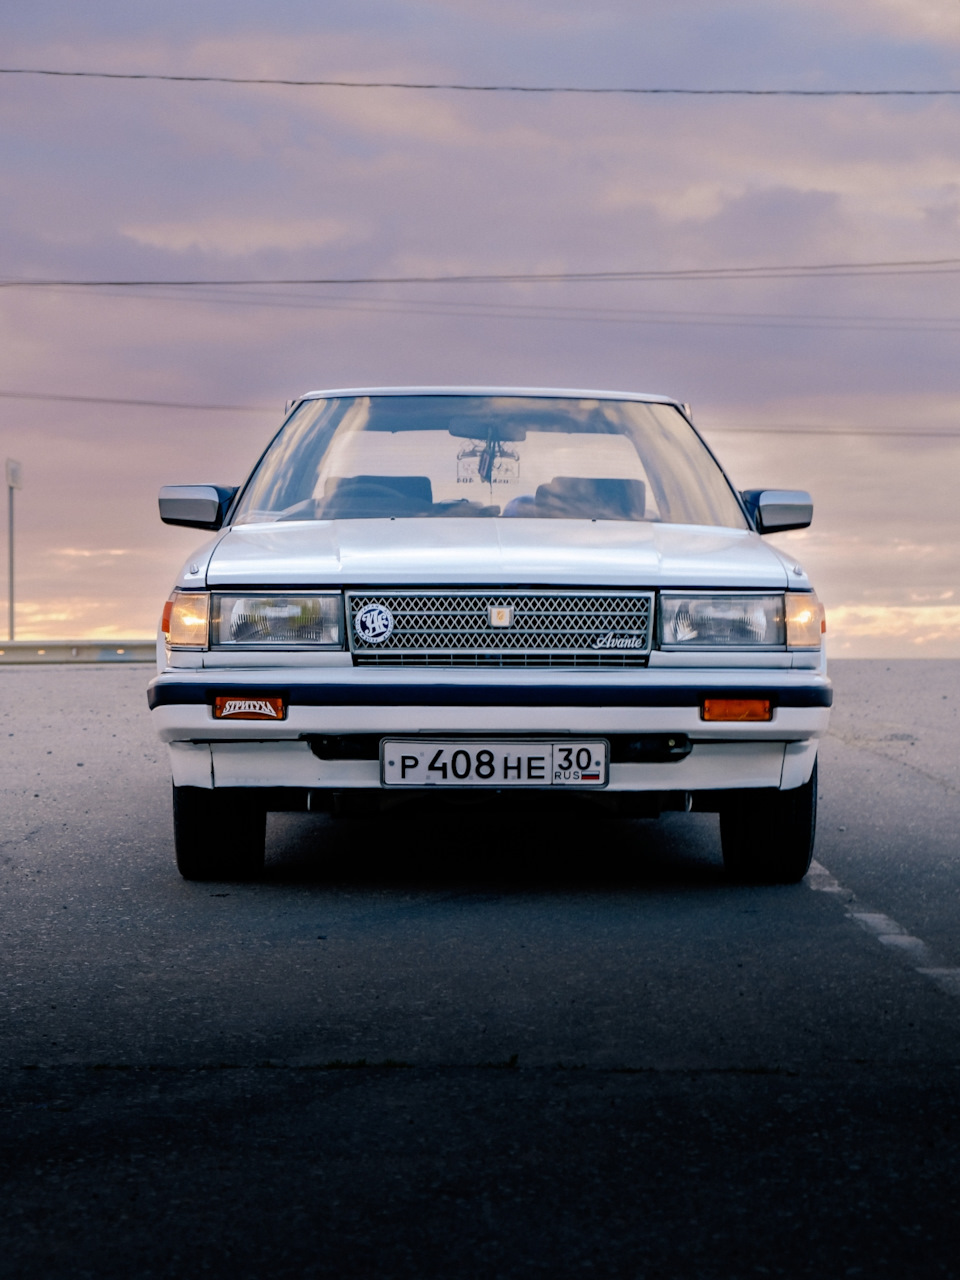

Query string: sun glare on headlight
[164,592,211,649]
[785,592,825,648]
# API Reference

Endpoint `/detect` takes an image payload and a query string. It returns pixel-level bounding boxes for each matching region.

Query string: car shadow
[260,797,727,892]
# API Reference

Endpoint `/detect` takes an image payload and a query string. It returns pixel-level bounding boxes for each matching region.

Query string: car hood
[203,519,799,590]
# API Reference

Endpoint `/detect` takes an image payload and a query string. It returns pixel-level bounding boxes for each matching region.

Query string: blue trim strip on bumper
[147,680,832,711]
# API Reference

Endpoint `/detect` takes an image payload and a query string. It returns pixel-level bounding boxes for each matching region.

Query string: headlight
[163,592,211,649]
[213,594,343,647]
[660,594,785,647]
[785,591,824,648]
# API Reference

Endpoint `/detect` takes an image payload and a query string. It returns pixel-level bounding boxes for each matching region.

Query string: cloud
[52,547,131,557]
[830,604,960,635]
[828,604,960,656]
[3,4,960,642]
[814,0,960,43]
[121,216,363,256]
[696,187,842,261]
[10,597,156,639]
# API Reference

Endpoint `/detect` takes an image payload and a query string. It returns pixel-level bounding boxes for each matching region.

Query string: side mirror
[159,485,238,531]
[741,489,813,534]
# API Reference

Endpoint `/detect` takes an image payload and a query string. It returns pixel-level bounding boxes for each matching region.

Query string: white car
[149,388,829,883]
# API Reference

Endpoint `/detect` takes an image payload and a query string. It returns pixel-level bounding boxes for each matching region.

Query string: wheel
[719,760,817,884]
[172,785,266,881]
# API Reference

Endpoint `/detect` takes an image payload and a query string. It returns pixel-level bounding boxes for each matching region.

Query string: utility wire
[4,256,960,290]
[2,388,959,436]
[711,427,960,437]
[26,280,960,332]
[67,285,960,333]
[0,390,271,412]
[0,67,958,96]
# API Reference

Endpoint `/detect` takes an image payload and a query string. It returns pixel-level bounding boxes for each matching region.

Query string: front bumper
[148,667,832,794]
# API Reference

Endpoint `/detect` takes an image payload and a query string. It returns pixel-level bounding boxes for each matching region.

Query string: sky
[1,0,959,654]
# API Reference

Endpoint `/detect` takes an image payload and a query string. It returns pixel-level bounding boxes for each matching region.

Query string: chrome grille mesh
[354,652,648,668]
[347,589,652,667]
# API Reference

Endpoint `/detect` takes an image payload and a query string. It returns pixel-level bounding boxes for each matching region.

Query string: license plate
[380,740,608,788]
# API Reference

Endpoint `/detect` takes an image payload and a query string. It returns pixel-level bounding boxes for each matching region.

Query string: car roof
[297,386,680,406]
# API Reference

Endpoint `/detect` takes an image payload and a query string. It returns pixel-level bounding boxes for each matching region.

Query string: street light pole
[5,459,21,642]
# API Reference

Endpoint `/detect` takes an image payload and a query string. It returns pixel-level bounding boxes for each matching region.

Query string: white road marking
[917,969,960,999]
[808,860,960,1001]
[877,934,935,963]
[849,911,902,935]
[805,862,844,894]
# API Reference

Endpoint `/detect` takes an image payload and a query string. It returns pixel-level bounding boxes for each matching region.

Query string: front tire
[720,760,817,884]
[172,785,266,881]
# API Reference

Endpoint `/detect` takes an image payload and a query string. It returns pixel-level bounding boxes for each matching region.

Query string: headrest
[534,476,645,520]
[324,475,434,504]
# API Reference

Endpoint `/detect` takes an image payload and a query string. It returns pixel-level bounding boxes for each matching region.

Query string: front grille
[354,652,648,668]
[347,589,653,667]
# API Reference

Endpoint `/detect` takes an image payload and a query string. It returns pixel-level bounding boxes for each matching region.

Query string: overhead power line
[0,67,958,96]
[48,284,960,334]
[4,256,960,291]
[2,388,959,436]
[712,427,960,437]
[0,390,271,412]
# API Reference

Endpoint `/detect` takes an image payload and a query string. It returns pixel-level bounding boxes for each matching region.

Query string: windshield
[231,395,747,529]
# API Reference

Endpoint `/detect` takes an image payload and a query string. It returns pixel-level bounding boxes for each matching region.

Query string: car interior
[310,473,647,520]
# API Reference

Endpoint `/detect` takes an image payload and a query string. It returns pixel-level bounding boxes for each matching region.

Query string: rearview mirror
[159,485,238,530]
[741,489,813,534]
[447,419,527,442]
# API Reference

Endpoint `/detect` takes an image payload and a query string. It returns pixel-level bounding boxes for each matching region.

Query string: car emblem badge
[355,602,395,644]
[489,604,514,628]
[591,631,647,651]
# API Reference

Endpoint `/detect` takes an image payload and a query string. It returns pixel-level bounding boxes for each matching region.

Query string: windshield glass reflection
[232,395,747,529]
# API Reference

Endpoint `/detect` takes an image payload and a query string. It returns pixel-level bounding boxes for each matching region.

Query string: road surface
[1,659,958,1277]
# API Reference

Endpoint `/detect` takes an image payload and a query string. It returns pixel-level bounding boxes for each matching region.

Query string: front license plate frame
[380,739,609,789]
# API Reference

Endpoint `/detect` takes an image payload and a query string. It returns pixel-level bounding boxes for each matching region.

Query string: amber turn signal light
[701,698,772,722]
[213,695,286,721]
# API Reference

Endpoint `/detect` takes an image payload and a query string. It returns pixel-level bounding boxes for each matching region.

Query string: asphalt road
[1,659,959,1278]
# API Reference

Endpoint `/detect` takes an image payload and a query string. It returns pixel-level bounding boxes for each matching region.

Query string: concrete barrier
[0,640,155,664]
